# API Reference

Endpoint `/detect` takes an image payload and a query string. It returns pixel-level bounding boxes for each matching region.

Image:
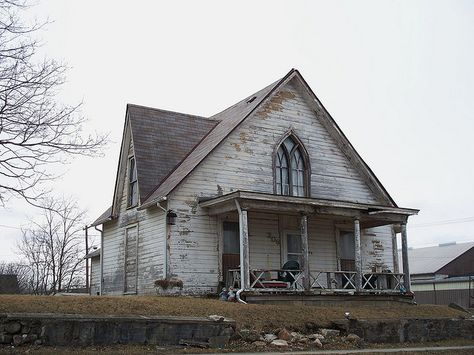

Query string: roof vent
[246,96,257,104]
[439,242,456,247]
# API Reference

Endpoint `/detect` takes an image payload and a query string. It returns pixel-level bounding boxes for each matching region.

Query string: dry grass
[0,295,465,332]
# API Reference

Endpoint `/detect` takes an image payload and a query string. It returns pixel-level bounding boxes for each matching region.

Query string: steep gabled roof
[95,68,402,224]
[402,242,474,275]
[140,68,397,209]
[128,105,218,203]
[106,104,218,219]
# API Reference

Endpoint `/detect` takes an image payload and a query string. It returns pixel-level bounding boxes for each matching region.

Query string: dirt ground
[2,339,474,354]
[0,295,466,332]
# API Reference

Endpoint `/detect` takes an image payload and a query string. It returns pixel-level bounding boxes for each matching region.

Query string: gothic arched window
[275,136,308,197]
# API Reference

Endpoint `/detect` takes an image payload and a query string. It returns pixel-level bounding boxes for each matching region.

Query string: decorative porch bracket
[354,218,362,292]
[235,200,250,290]
[401,221,411,292]
[300,214,310,291]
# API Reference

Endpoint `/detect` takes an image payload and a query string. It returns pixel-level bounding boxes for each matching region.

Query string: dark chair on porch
[277,260,300,288]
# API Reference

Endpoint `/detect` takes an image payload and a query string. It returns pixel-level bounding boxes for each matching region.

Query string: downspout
[234,199,247,304]
[156,197,169,279]
[94,225,103,295]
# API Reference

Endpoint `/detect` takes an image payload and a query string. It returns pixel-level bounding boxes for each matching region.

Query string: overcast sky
[1,0,473,262]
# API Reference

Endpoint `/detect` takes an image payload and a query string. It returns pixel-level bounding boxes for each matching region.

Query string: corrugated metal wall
[413,280,474,308]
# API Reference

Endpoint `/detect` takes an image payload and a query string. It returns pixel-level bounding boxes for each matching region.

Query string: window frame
[273,132,310,197]
[127,156,138,208]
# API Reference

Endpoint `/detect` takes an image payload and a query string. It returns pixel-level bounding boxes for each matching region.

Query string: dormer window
[275,135,308,197]
[128,156,138,207]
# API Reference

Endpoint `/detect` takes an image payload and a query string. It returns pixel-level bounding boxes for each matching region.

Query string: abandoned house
[91,69,419,302]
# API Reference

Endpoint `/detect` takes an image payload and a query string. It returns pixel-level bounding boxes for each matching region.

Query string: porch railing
[227,268,406,293]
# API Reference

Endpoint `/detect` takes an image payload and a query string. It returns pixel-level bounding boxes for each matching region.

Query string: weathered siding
[168,78,394,293]
[90,256,100,295]
[362,226,395,272]
[101,131,166,295]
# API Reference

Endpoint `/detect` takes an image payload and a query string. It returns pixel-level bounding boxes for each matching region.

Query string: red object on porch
[252,280,289,289]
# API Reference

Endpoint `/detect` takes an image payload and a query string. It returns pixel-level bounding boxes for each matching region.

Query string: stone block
[0,334,12,344]
[5,322,21,334]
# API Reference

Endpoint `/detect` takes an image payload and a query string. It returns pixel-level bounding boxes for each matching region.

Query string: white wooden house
[92,69,418,301]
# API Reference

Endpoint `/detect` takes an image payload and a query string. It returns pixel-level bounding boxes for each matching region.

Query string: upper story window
[128,156,138,207]
[275,135,308,197]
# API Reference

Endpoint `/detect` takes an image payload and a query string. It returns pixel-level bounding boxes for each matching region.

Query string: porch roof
[199,191,419,226]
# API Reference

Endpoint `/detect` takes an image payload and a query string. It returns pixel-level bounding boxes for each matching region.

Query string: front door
[222,221,240,286]
[124,225,138,293]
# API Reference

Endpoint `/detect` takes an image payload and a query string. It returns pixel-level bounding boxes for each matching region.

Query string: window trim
[127,156,138,208]
[273,131,311,197]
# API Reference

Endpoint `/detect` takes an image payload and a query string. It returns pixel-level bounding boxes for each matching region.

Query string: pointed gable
[140,69,397,208]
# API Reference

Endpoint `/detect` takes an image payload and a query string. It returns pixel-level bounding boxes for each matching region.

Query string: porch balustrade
[226,268,406,294]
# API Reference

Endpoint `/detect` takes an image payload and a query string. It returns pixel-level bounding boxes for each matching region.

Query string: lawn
[0,295,465,332]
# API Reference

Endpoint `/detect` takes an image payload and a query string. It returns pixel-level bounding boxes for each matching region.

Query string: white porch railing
[227,268,406,293]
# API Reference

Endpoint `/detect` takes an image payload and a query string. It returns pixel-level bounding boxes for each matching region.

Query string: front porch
[200,191,419,300]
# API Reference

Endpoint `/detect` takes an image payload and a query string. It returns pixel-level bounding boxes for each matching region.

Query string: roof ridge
[126,103,211,121]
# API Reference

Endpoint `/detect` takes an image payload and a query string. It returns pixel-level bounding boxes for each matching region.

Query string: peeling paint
[256,90,297,118]
[184,196,199,214]
[239,132,249,143]
[178,227,192,236]
[231,142,241,152]
[177,240,198,248]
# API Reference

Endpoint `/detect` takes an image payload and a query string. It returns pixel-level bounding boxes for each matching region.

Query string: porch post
[401,222,411,292]
[300,214,310,291]
[391,226,400,274]
[239,209,250,290]
[354,218,362,292]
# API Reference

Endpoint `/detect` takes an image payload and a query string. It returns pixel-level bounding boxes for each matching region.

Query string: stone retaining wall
[0,313,235,347]
[334,318,474,343]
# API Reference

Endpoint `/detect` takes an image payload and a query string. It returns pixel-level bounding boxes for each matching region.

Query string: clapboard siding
[101,132,166,295]
[90,257,100,295]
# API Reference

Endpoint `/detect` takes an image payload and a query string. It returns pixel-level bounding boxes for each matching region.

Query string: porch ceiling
[199,191,419,227]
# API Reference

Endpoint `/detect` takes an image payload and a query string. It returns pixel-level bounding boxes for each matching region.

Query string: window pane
[340,232,355,259]
[287,234,301,254]
[283,137,295,153]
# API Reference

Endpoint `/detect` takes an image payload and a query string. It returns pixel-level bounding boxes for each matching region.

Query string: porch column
[401,222,411,292]
[238,209,250,290]
[391,226,400,274]
[300,214,310,291]
[354,218,362,292]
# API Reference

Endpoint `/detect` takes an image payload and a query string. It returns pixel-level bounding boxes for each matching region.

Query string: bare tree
[0,261,30,293]
[17,196,87,294]
[0,0,107,205]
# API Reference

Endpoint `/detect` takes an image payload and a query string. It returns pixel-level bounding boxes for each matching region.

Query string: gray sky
[1,0,473,262]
